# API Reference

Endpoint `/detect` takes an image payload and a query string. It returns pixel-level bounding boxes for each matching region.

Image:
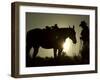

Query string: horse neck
[59,29,69,40]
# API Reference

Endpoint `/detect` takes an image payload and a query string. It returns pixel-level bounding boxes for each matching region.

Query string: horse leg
[26,45,32,57]
[53,49,57,59]
[26,44,32,66]
[32,47,39,59]
[58,49,63,57]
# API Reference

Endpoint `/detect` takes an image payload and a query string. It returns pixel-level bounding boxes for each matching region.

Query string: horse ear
[69,26,70,28]
[73,25,75,29]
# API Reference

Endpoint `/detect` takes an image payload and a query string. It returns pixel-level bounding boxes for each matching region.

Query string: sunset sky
[26,12,89,57]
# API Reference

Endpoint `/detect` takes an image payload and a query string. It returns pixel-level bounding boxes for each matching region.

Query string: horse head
[62,25,77,44]
[68,25,77,44]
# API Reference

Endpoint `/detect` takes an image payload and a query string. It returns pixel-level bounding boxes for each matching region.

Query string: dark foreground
[26,53,89,67]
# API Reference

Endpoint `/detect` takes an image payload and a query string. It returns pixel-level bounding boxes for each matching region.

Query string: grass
[26,44,89,67]
[26,53,89,67]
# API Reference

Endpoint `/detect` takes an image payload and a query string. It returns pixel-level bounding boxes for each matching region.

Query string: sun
[63,38,72,53]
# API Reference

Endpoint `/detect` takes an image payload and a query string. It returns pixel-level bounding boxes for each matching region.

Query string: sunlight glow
[63,38,72,54]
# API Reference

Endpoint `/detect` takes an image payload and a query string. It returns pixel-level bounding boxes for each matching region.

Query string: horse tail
[26,31,34,65]
[26,29,41,57]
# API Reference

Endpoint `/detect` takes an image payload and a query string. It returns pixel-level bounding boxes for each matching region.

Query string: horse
[26,26,77,61]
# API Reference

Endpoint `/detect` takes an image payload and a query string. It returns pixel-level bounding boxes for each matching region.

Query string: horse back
[26,29,42,46]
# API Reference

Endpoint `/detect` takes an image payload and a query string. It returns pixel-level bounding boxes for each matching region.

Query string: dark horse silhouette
[26,25,77,61]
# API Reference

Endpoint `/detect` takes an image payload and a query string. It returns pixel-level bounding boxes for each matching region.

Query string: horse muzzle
[73,40,77,44]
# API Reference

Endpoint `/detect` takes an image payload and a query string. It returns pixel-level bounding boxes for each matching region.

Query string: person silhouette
[79,21,89,63]
[79,21,89,44]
